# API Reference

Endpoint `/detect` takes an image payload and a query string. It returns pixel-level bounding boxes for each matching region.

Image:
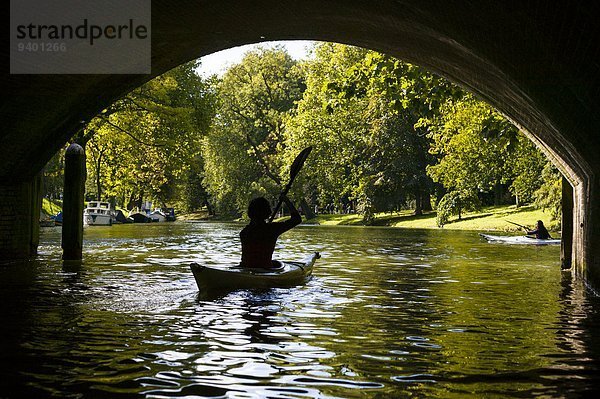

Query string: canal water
[1,222,599,398]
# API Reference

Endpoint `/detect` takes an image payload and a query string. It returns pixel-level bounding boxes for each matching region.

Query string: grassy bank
[177,210,214,221]
[41,198,62,218]
[309,205,559,232]
[166,204,560,234]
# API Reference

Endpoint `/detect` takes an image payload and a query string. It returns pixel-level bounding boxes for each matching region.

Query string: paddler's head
[248,197,271,222]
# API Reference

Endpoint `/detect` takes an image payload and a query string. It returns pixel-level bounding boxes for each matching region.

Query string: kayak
[190,252,320,291]
[479,233,561,245]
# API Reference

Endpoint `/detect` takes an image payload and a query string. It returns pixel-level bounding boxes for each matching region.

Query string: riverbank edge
[179,205,560,233]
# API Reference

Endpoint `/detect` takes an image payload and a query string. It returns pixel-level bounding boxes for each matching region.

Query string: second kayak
[480,233,560,245]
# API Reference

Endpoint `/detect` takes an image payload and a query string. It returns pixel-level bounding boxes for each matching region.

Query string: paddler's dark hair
[248,197,271,221]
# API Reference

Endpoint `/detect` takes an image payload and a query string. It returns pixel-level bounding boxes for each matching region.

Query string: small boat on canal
[52,211,63,226]
[83,201,113,226]
[149,209,167,222]
[480,233,561,245]
[149,208,176,222]
[190,252,320,292]
[128,206,176,223]
[162,207,176,222]
[128,208,153,223]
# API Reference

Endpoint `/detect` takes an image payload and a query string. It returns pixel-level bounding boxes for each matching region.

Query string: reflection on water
[1,223,599,398]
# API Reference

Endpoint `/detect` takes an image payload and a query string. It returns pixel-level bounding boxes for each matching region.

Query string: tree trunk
[494,181,503,205]
[95,160,102,201]
[126,191,136,211]
[204,199,215,216]
[299,197,316,220]
[137,190,144,210]
[422,191,432,212]
[414,188,423,215]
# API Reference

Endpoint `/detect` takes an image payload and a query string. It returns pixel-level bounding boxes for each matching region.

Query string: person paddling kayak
[240,196,301,269]
[527,220,552,239]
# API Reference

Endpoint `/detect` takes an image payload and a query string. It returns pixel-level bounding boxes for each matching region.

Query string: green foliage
[81,60,216,210]
[435,190,480,227]
[41,197,62,217]
[508,135,546,205]
[534,163,562,220]
[179,155,212,214]
[285,43,438,218]
[423,93,558,212]
[202,46,305,215]
[51,42,560,223]
[425,96,516,197]
[42,146,67,200]
[215,42,560,223]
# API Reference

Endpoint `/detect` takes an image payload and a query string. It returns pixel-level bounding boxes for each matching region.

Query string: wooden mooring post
[62,143,85,261]
[561,176,574,270]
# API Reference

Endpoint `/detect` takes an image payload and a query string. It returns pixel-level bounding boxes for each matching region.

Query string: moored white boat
[480,233,560,245]
[83,201,113,226]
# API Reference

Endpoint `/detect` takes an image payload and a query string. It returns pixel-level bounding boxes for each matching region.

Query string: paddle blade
[268,146,313,223]
[289,146,312,181]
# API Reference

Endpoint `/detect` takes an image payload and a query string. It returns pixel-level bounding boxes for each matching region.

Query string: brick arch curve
[2,0,599,286]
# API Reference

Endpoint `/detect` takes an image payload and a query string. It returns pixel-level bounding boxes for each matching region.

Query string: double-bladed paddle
[507,220,529,232]
[269,146,313,223]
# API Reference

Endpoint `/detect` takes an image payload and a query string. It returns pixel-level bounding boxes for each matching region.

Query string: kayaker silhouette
[240,196,301,268]
[527,220,552,239]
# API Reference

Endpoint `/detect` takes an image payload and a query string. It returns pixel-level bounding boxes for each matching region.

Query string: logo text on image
[10,0,151,74]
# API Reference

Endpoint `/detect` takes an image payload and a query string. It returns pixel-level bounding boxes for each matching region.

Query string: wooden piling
[62,143,85,260]
[561,176,573,270]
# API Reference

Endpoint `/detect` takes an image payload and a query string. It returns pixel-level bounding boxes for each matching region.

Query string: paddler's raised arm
[275,195,301,231]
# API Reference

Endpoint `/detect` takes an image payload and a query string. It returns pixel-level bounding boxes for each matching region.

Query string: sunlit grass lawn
[178,209,213,221]
[140,203,560,234]
[311,205,559,232]
[41,198,62,217]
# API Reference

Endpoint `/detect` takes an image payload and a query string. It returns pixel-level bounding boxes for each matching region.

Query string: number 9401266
[17,42,67,52]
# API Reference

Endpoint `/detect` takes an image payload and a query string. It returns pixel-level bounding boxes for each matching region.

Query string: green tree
[286,43,441,222]
[42,146,67,200]
[81,60,216,210]
[533,163,562,221]
[202,46,306,215]
[424,92,559,223]
[508,134,546,207]
[435,190,480,227]
[426,95,516,202]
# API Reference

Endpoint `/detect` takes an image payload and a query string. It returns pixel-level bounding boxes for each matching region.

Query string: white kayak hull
[190,252,320,291]
[480,234,560,245]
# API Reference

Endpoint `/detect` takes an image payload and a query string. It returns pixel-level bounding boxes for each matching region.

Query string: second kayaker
[240,195,301,269]
[527,220,552,239]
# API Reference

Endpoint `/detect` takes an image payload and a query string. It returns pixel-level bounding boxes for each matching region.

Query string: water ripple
[1,223,598,398]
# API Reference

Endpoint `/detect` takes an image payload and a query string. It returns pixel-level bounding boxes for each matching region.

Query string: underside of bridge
[2,1,599,287]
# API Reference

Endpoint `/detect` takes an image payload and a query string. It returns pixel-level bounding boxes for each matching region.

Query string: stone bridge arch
[2,1,599,287]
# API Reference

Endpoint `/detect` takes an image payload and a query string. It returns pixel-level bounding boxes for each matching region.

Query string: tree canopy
[78,60,216,211]
[202,46,306,215]
[43,42,561,225]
